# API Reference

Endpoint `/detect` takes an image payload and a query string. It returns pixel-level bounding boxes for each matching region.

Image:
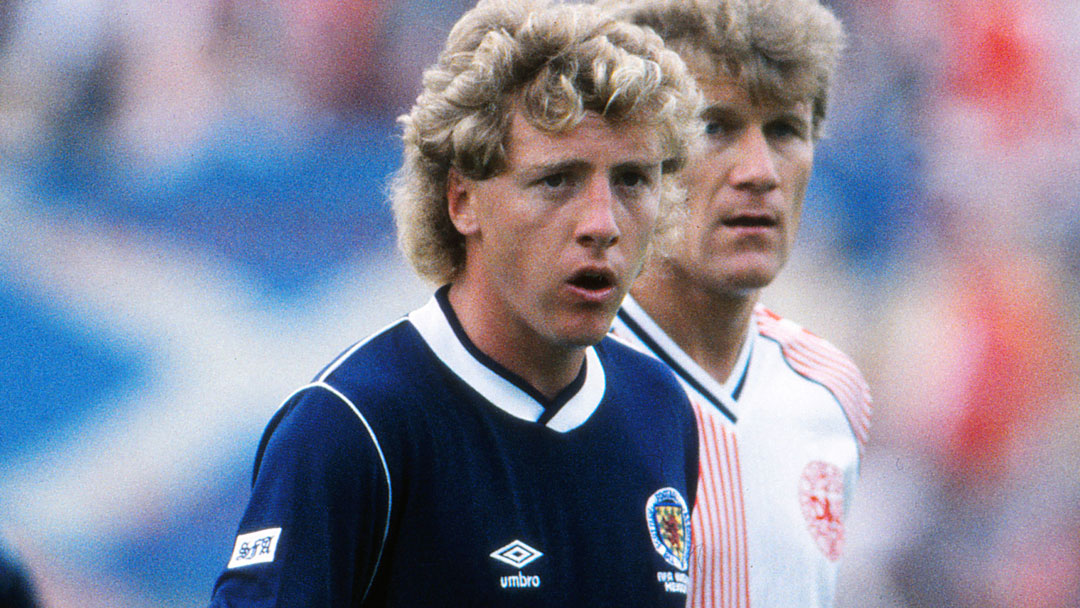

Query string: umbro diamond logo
[490,540,544,568]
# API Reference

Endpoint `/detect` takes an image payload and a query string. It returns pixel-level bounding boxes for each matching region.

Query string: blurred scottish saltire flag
[0,1,448,606]
[1,116,429,607]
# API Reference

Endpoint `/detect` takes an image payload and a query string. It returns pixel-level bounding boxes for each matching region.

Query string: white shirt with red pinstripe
[611,296,872,608]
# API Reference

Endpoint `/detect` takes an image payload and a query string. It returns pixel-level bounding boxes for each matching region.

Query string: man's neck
[630,262,756,385]
[447,281,586,400]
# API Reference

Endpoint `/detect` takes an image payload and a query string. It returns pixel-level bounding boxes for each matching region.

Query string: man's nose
[729,128,780,194]
[575,178,621,249]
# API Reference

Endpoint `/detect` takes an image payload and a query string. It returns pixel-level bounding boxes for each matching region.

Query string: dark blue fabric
[209,316,697,607]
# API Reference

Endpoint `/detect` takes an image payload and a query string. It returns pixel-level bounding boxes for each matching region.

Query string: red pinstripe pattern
[689,399,749,608]
[754,306,873,452]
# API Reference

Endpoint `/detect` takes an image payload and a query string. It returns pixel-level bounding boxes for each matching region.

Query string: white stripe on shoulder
[605,325,648,352]
[295,381,393,605]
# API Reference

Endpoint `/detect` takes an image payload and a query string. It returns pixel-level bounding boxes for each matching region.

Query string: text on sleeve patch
[227,527,282,569]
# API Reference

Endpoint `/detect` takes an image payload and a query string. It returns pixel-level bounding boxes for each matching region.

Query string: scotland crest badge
[645,487,690,571]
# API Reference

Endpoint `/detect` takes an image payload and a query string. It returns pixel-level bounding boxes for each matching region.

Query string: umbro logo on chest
[490,540,543,589]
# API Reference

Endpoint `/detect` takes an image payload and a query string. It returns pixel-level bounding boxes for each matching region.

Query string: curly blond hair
[391,0,702,285]
[599,0,845,138]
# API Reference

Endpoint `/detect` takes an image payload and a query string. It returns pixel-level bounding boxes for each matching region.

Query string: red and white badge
[798,461,845,562]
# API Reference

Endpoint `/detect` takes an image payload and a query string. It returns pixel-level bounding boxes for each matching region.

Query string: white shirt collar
[408,292,606,433]
[616,295,751,421]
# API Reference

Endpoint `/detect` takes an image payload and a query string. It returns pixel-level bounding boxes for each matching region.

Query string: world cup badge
[646,487,691,571]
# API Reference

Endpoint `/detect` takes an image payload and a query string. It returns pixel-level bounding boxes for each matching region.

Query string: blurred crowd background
[1,1,1078,606]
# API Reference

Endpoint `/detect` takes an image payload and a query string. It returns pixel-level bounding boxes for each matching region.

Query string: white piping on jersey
[267,317,406,605]
[408,294,606,433]
[296,380,393,606]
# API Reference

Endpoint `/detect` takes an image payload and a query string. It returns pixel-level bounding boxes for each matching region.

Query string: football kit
[611,296,872,608]
[209,287,698,607]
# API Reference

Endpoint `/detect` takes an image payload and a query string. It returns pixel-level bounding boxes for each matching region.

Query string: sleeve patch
[227,527,282,569]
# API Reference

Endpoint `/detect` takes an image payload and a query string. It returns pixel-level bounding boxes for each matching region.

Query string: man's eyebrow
[700,103,739,120]
[537,159,590,173]
[521,157,662,178]
[612,159,664,174]
[520,159,590,180]
[701,103,811,131]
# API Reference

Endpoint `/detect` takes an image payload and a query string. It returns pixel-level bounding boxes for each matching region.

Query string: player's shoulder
[753,304,863,378]
[303,315,457,413]
[596,334,698,469]
[251,319,430,479]
[753,303,873,448]
[314,317,419,383]
[266,318,430,439]
[0,545,39,608]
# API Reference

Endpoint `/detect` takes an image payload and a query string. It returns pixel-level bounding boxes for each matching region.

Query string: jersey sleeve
[208,383,392,608]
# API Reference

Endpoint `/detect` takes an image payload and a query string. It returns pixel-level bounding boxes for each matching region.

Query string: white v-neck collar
[617,295,751,420]
[408,293,606,433]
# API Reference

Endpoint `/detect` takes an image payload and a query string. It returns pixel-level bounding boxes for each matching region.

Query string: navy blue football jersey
[209,287,698,606]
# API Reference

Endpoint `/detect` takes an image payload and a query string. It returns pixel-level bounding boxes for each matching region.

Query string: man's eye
[704,119,736,137]
[767,121,807,140]
[540,174,566,188]
[617,172,647,188]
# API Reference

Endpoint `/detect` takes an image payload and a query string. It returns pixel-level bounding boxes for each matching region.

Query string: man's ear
[447,168,480,237]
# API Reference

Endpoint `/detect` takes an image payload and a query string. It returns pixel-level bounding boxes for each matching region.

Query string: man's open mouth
[569,269,615,292]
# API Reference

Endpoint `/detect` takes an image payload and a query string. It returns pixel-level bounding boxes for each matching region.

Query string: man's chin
[564,329,610,349]
[555,317,616,349]
[707,263,783,294]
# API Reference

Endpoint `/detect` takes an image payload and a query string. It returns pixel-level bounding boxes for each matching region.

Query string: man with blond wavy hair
[208,1,705,605]
[603,0,873,606]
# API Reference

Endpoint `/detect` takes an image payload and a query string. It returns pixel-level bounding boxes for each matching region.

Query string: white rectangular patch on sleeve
[227,527,282,569]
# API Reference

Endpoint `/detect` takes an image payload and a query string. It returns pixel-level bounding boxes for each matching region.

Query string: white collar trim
[619,295,746,415]
[408,295,605,433]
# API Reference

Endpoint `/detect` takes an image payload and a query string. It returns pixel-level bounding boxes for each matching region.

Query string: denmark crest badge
[798,461,845,561]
